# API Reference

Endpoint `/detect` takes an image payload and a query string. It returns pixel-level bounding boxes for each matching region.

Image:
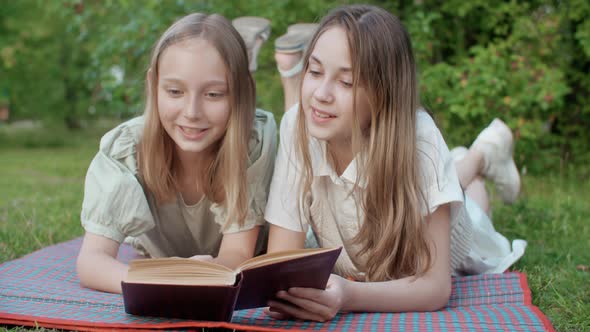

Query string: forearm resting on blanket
[76,232,128,294]
[343,271,451,312]
[344,205,453,312]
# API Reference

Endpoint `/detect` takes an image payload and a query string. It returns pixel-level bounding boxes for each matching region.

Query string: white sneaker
[471,119,520,204]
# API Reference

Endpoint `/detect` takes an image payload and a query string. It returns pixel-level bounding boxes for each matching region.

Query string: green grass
[0,126,101,261]
[491,170,590,331]
[1,123,589,331]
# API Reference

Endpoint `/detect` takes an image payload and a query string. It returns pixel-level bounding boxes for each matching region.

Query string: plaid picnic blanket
[0,237,554,331]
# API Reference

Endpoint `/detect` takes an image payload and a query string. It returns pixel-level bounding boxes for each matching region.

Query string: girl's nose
[183,96,202,120]
[313,79,334,104]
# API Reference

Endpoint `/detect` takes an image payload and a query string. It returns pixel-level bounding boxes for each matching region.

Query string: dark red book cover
[121,273,242,322]
[121,247,342,321]
[235,246,342,310]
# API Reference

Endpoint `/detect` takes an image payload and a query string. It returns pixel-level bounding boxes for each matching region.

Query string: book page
[236,247,339,271]
[124,257,236,286]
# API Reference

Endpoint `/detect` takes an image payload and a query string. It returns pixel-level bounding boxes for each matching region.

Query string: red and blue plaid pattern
[0,238,554,331]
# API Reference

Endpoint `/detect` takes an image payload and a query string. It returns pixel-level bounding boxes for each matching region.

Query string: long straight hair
[138,13,255,229]
[295,5,431,281]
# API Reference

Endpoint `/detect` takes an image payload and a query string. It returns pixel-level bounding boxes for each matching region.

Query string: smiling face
[157,37,230,159]
[301,26,371,145]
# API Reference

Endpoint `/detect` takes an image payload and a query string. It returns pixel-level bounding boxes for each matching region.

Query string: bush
[1,0,588,173]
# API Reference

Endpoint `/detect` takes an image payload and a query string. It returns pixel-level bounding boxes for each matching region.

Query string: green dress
[80,109,277,258]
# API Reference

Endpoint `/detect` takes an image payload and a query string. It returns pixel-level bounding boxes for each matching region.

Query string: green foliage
[0,1,90,127]
[403,0,590,172]
[1,0,589,172]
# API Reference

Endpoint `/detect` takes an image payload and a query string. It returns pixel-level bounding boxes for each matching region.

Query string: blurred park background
[0,0,588,331]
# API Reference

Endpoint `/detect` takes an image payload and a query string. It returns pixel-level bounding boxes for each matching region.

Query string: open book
[121,246,342,321]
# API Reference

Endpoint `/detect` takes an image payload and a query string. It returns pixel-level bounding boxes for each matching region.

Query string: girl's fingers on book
[288,287,324,300]
[274,290,337,321]
[283,275,346,319]
[188,254,214,262]
[264,307,290,320]
[267,300,327,322]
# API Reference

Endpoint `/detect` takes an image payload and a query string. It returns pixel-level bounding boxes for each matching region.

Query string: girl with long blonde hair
[265,4,525,321]
[77,13,277,294]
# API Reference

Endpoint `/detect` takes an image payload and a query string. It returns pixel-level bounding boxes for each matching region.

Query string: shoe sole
[275,23,319,53]
[232,16,271,48]
[482,119,520,204]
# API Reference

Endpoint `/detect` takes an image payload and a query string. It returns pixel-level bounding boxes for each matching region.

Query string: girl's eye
[206,92,225,98]
[167,88,183,96]
[308,69,322,77]
[341,81,353,88]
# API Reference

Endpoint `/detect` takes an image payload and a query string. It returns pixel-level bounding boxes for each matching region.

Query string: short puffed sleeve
[80,117,155,242]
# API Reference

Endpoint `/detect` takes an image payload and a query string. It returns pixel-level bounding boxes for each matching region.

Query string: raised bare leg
[464,176,490,215]
[274,23,318,112]
[275,51,304,111]
[454,148,485,189]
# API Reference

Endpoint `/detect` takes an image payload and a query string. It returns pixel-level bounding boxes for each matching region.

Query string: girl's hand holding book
[266,274,349,322]
[189,255,214,262]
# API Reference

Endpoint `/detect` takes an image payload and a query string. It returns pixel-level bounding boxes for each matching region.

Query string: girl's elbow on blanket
[76,252,124,293]
[76,253,92,288]
[424,278,452,311]
[76,251,104,290]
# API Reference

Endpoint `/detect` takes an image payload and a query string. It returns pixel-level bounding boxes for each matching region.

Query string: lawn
[0,122,588,331]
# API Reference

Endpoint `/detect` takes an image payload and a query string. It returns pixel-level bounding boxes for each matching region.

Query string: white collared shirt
[265,105,472,279]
